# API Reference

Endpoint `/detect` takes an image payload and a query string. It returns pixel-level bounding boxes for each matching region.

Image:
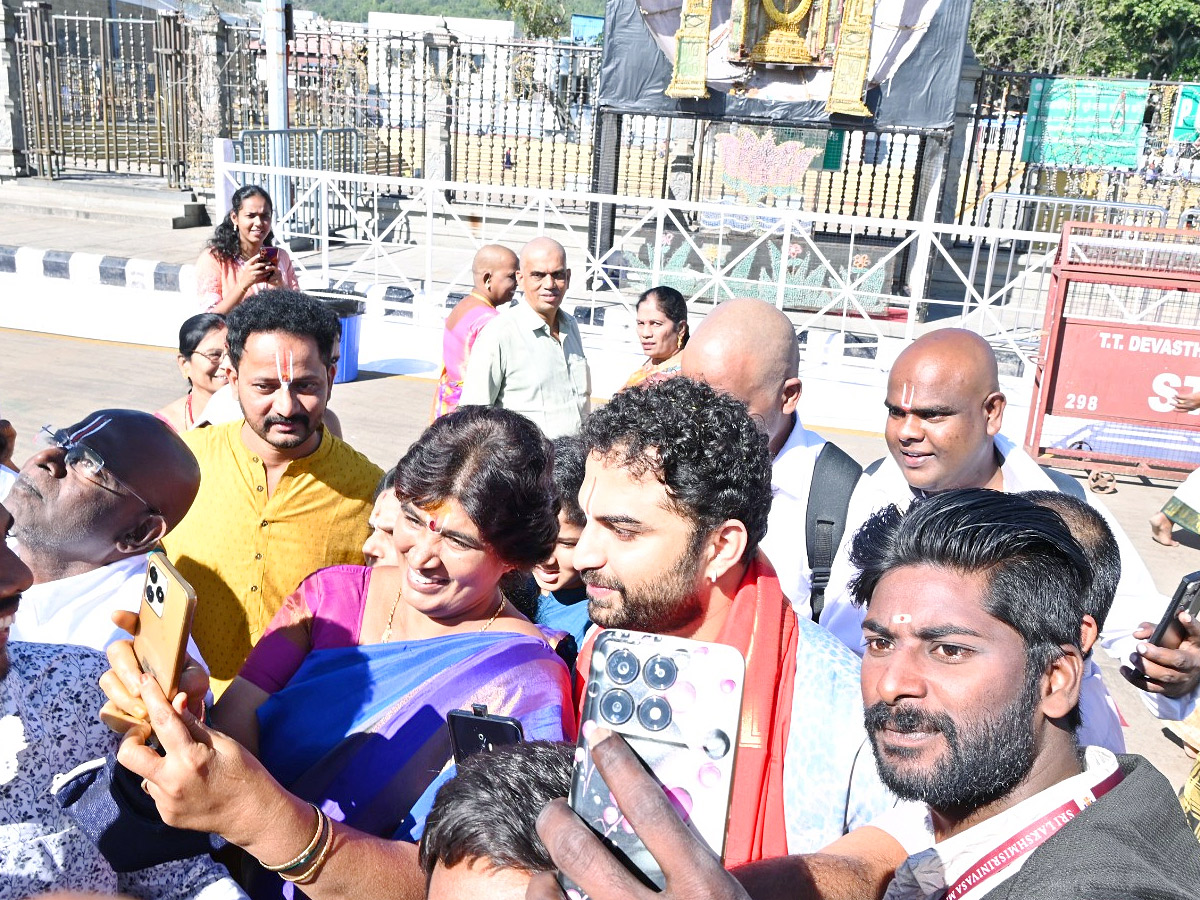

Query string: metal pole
[264,0,288,228]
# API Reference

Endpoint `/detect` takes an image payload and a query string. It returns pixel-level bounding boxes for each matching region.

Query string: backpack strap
[806,442,863,622]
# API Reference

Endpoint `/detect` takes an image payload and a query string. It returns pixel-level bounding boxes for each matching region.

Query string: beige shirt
[460,300,591,438]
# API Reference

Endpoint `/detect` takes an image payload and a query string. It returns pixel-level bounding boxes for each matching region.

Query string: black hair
[394,406,558,570]
[849,488,1090,730]
[207,185,275,262]
[637,285,689,348]
[418,741,574,878]
[582,376,772,562]
[373,466,398,502]
[1022,490,1120,631]
[550,435,587,527]
[224,289,341,369]
[177,313,227,357]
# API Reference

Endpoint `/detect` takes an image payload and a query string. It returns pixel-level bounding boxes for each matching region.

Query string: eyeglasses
[38,425,158,513]
[190,350,226,365]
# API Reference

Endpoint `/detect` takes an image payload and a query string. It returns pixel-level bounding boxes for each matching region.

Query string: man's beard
[864,669,1041,815]
[582,537,706,635]
[250,413,315,449]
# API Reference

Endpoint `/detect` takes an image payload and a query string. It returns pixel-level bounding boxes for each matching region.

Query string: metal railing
[214,156,1068,373]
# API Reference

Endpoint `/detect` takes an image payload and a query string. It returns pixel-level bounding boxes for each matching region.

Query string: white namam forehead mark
[579,472,598,518]
[274,348,295,387]
[67,415,113,443]
[899,383,916,412]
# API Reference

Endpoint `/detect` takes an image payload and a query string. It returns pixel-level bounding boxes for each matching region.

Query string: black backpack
[805,442,863,622]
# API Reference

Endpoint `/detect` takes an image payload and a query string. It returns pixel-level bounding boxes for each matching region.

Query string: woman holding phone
[196,185,299,314]
[101,406,574,900]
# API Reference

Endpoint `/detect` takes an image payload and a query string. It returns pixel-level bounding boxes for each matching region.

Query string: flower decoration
[716,128,820,204]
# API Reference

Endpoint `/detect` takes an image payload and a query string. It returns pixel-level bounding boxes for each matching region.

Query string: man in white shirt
[460,237,591,438]
[681,298,858,620]
[531,491,1200,900]
[7,410,201,651]
[817,328,1200,750]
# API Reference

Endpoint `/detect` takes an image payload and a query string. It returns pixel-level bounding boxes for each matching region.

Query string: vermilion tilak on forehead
[274,349,294,387]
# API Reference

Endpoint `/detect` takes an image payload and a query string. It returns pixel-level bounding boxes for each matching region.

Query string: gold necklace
[380,589,505,642]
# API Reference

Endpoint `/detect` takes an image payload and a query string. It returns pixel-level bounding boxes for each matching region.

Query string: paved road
[3,325,1196,789]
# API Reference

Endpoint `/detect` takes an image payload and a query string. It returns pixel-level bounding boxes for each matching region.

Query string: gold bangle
[282,812,335,884]
[260,804,324,873]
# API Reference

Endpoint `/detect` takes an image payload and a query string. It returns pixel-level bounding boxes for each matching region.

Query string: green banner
[1173,84,1200,143]
[1021,79,1149,168]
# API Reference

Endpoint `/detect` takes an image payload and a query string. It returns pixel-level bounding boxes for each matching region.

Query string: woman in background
[196,185,298,313]
[155,313,227,432]
[623,285,689,389]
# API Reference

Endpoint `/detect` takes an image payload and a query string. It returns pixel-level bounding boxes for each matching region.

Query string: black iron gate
[14,2,189,186]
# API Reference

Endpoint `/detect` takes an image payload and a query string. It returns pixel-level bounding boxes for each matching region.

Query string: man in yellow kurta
[163,290,382,694]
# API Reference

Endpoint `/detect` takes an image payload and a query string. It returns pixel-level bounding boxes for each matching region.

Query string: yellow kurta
[164,421,382,694]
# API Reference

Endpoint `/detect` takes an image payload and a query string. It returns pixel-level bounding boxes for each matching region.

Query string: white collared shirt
[460,299,591,438]
[0,466,15,503]
[880,746,1121,900]
[758,414,827,619]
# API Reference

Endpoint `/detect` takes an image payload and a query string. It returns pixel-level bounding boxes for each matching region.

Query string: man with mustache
[7,410,201,652]
[162,290,382,694]
[0,502,246,897]
[531,490,1200,900]
[570,375,895,866]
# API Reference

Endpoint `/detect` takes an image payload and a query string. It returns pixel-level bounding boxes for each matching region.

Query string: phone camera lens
[605,648,640,685]
[145,585,154,603]
[643,655,677,690]
[637,696,672,732]
[155,586,165,603]
[598,688,634,725]
[149,567,158,583]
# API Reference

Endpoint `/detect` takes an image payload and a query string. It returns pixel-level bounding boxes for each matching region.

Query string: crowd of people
[2,190,1200,900]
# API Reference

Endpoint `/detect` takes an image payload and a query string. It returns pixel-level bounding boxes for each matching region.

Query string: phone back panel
[564,629,745,896]
[134,550,197,699]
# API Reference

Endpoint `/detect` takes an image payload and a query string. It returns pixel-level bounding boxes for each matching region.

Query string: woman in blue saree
[106,406,574,899]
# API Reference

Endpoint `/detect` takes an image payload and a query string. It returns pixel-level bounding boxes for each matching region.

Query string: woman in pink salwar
[196,185,299,314]
[432,244,518,418]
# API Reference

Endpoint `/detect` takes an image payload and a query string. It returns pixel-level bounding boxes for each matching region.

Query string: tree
[969,0,1113,74]
[1104,0,1200,78]
[495,0,567,38]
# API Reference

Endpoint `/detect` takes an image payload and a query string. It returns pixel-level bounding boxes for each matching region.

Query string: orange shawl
[573,554,797,867]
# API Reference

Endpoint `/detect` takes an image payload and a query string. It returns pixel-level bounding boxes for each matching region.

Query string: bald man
[434,244,519,418]
[683,298,861,619]
[461,237,591,437]
[8,410,204,651]
[819,328,1200,750]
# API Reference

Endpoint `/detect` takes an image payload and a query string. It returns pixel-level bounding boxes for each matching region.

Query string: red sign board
[1047,319,1200,429]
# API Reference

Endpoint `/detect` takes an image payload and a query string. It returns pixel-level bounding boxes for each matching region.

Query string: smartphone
[100,551,197,732]
[261,246,279,263]
[446,703,524,764]
[562,630,745,896]
[1150,570,1200,646]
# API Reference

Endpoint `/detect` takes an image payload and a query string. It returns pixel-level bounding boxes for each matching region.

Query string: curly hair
[637,285,690,348]
[582,376,772,561]
[207,185,276,262]
[225,289,341,369]
[550,435,587,527]
[849,488,1091,730]
[394,406,559,570]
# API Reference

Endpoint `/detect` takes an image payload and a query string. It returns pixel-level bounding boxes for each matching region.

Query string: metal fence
[958,70,1200,229]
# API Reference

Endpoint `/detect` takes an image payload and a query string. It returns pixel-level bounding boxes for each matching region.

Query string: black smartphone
[1150,570,1200,645]
[561,629,745,897]
[446,703,524,764]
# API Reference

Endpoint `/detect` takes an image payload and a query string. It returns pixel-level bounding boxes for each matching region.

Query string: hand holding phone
[562,630,745,897]
[1150,571,1200,646]
[100,552,197,734]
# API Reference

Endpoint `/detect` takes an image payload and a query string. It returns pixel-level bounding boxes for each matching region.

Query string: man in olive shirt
[460,237,591,438]
[163,291,382,693]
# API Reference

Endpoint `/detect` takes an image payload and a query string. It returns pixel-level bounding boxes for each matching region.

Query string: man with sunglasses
[7,410,202,652]
[460,237,591,438]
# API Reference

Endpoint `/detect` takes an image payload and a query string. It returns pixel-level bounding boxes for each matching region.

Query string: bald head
[681,298,801,455]
[520,237,567,270]
[8,410,200,580]
[471,244,519,306]
[518,237,570,325]
[884,328,1007,493]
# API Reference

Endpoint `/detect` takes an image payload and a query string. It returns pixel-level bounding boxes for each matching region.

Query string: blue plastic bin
[313,292,366,384]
